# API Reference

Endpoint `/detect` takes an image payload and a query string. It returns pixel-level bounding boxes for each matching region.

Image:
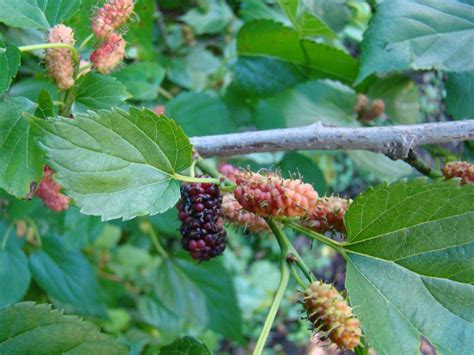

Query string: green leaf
[165,92,235,136]
[73,73,131,114]
[255,79,357,129]
[0,234,31,308]
[0,302,128,354]
[175,256,244,342]
[0,0,81,30]
[231,56,306,98]
[181,0,233,35]
[125,0,156,61]
[0,44,20,95]
[344,179,474,353]
[0,97,44,197]
[238,20,358,84]
[34,90,55,119]
[137,295,184,338]
[367,75,420,124]
[62,207,104,250]
[112,62,166,101]
[160,336,211,355]
[240,0,289,23]
[445,71,474,119]
[303,0,350,33]
[357,0,474,82]
[34,107,192,220]
[29,235,106,316]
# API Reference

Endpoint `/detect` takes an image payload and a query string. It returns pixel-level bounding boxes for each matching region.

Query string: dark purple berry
[177,178,227,261]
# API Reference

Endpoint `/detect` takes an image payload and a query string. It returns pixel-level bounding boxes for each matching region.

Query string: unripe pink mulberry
[153,105,165,116]
[303,197,351,233]
[442,161,474,185]
[90,32,126,74]
[303,281,361,350]
[36,166,70,212]
[234,172,318,218]
[92,0,135,40]
[45,25,76,90]
[219,163,241,183]
[222,194,270,233]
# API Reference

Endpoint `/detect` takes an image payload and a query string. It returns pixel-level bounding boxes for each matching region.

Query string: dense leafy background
[0,0,472,354]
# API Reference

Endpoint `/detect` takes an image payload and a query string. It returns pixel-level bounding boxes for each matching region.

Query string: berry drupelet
[177,180,227,261]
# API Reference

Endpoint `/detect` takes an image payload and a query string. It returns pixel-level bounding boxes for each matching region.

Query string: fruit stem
[289,263,307,289]
[173,173,221,185]
[158,86,173,100]
[78,33,94,52]
[400,149,442,179]
[254,219,290,355]
[282,220,346,257]
[139,220,169,258]
[19,43,79,64]
[1,222,15,249]
[195,159,236,190]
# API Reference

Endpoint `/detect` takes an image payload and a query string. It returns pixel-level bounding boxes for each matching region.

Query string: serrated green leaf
[0,0,81,30]
[237,20,358,84]
[367,75,420,124]
[0,97,44,197]
[0,44,20,95]
[165,92,235,136]
[0,302,128,354]
[73,73,131,114]
[357,0,474,82]
[0,231,31,308]
[34,107,192,220]
[160,336,211,355]
[231,56,306,98]
[445,70,474,120]
[344,179,474,353]
[34,90,55,119]
[29,235,106,316]
[112,62,166,101]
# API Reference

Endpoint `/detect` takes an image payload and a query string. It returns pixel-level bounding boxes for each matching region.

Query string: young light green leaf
[344,179,474,353]
[0,0,81,30]
[445,71,474,120]
[0,231,31,308]
[0,97,44,197]
[0,44,20,95]
[34,90,55,119]
[0,302,128,354]
[29,235,106,316]
[237,20,358,84]
[73,73,131,114]
[160,336,211,355]
[357,0,474,82]
[180,0,233,35]
[112,62,165,101]
[34,107,192,220]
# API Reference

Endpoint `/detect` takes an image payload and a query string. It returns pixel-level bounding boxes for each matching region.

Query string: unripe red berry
[45,25,75,90]
[222,194,269,233]
[92,0,135,40]
[442,161,474,185]
[90,33,126,74]
[35,166,70,212]
[303,281,361,350]
[234,172,318,218]
[303,197,351,234]
[153,105,165,116]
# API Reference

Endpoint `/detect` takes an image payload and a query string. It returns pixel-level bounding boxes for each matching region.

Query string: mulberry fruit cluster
[90,32,126,74]
[222,194,270,233]
[354,93,385,121]
[90,0,133,73]
[303,281,361,350]
[303,197,351,234]
[177,180,227,261]
[92,0,134,39]
[45,25,76,90]
[442,161,474,185]
[234,172,318,218]
[35,166,70,212]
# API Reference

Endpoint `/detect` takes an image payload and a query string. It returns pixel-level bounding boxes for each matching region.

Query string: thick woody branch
[190,120,474,159]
